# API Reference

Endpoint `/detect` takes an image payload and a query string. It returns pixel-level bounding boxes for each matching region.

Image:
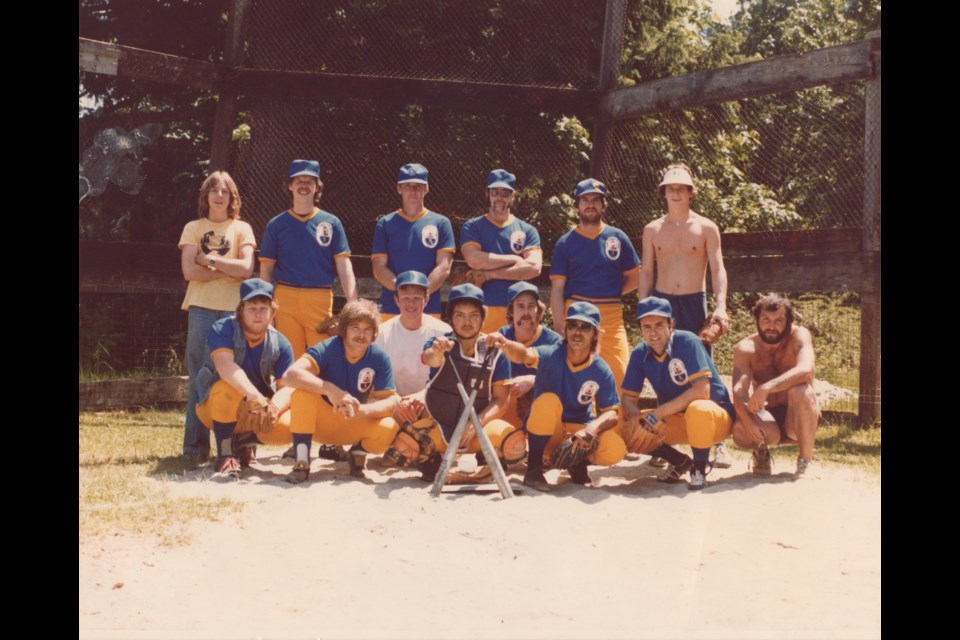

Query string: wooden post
[859,32,881,426]
[210,0,250,171]
[589,0,626,178]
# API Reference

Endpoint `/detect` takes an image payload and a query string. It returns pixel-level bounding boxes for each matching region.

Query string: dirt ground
[79,449,880,640]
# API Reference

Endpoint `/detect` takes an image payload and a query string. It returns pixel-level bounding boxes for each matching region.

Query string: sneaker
[656,457,693,484]
[649,456,669,468]
[318,444,348,462]
[216,456,241,480]
[348,452,367,479]
[569,461,591,485]
[713,441,733,469]
[419,453,442,483]
[750,448,773,476]
[688,467,706,491]
[285,460,310,484]
[522,468,552,492]
[794,458,811,480]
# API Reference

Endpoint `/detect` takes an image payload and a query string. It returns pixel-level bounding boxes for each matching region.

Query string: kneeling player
[383,284,522,482]
[280,299,399,484]
[620,297,735,490]
[194,278,295,479]
[492,301,626,492]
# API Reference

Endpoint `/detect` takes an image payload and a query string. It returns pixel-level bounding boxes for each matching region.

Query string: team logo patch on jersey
[421,224,439,248]
[316,222,333,247]
[200,230,231,256]
[357,367,375,393]
[577,380,600,405]
[604,236,621,260]
[510,230,527,254]
[669,359,688,385]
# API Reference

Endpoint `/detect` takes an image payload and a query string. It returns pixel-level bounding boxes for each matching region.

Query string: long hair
[337,299,381,342]
[198,171,241,219]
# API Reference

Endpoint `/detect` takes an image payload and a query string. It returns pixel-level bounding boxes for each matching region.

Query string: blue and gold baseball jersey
[460,214,542,307]
[207,318,295,397]
[498,324,562,377]
[527,343,620,424]
[549,223,640,303]
[372,209,455,315]
[621,330,735,418]
[304,337,396,404]
[259,208,350,288]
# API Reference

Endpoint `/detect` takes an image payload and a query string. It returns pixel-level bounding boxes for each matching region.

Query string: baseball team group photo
[79,2,880,638]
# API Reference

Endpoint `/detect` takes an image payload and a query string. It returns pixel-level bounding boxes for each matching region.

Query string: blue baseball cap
[507,281,540,306]
[566,301,600,329]
[636,296,673,320]
[289,159,321,179]
[448,284,485,306]
[395,270,429,291]
[398,163,429,185]
[574,178,607,198]
[240,278,275,301]
[487,169,516,191]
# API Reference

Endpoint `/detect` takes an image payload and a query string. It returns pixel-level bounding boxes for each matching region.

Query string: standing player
[374,270,452,397]
[492,301,626,491]
[258,159,357,358]
[497,281,562,428]
[280,299,399,484]
[178,171,256,465]
[550,178,640,388]
[194,278,295,478]
[460,169,543,333]
[372,163,455,320]
[619,297,735,490]
[637,163,732,467]
[731,295,820,478]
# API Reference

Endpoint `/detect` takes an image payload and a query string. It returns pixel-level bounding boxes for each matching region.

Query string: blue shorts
[652,289,707,334]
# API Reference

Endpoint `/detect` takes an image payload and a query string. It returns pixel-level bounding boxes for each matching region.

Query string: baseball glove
[448,264,486,287]
[383,421,437,467]
[236,398,280,434]
[619,415,662,454]
[698,317,727,345]
[550,429,598,470]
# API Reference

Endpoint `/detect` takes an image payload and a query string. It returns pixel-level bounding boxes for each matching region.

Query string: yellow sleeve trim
[304,354,320,376]
[598,405,620,414]
[334,252,351,258]
[620,389,641,397]
[623,264,641,274]
[549,274,567,281]
[437,247,456,254]
[371,253,388,261]
[688,370,711,383]
[372,390,397,398]
[523,246,543,253]
[258,256,277,263]
[492,379,512,387]
[211,347,233,358]
[461,241,481,250]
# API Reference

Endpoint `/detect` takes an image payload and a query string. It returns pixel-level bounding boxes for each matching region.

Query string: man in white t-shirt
[375,270,452,397]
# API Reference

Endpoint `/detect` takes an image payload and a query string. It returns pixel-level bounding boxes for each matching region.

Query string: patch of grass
[79,410,242,545]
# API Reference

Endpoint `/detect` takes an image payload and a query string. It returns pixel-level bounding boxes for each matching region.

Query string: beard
[758,322,791,345]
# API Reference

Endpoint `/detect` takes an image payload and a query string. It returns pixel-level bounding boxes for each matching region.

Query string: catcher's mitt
[383,421,437,467]
[698,317,727,345]
[550,429,598,469]
[236,398,280,434]
[448,264,486,287]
